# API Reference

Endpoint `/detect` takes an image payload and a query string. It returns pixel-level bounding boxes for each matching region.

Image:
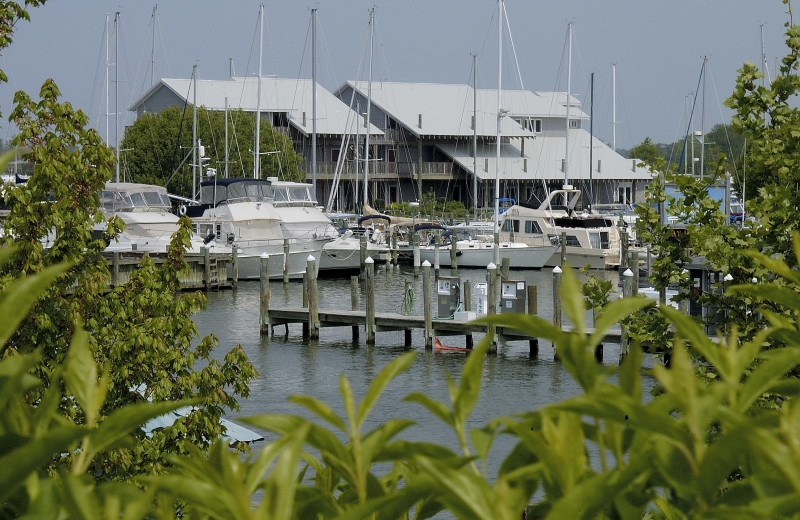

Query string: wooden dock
[104,249,235,291]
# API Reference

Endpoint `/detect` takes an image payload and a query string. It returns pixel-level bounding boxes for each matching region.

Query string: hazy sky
[0,1,791,150]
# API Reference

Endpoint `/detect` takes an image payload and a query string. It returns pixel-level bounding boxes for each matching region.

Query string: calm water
[195,264,652,499]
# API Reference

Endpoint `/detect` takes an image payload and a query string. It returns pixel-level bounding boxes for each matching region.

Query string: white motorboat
[100,182,228,255]
[417,228,557,269]
[499,188,622,269]
[188,178,321,280]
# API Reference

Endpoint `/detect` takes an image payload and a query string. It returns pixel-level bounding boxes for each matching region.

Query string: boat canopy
[199,178,274,206]
[101,182,172,212]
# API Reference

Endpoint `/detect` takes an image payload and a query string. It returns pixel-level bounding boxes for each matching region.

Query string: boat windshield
[101,188,171,212]
[272,185,316,206]
[200,180,274,206]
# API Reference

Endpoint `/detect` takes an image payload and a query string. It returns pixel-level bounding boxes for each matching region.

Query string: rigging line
[676,58,705,174]
[708,68,741,184]
[88,15,109,133]
[164,74,193,190]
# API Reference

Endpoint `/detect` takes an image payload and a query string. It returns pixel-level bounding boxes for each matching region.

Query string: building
[129,77,653,212]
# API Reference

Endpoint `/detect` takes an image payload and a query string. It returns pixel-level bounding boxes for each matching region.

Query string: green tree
[628,137,666,171]
[120,105,305,199]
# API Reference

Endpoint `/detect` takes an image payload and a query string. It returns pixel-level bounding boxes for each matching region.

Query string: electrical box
[437,276,460,319]
[475,282,488,317]
[501,280,526,314]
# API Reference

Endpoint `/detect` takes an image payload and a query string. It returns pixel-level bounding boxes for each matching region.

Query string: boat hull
[418,241,557,269]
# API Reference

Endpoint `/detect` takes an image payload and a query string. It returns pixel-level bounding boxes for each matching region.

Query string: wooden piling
[283,239,290,285]
[619,268,634,364]
[500,257,510,279]
[260,254,270,335]
[232,247,239,288]
[422,261,432,349]
[351,275,360,341]
[203,247,211,291]
[307,256,319,340]
[365,257,376,345]
[552,266,562,361]
[560,231,567,266]
[413,237,421,278]
[302,271,309,338]
[527,285,539,357]
[434,237,440,279]
[488,262,498,352]
[111,251,120,287]
[359,234,367,279]
[450,234,457,273]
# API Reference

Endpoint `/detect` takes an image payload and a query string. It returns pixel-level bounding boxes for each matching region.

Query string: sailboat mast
[472,53,478,222]
[114,11,120,183]
[494,0,503,265]
[700,56,706,179]
[225,97,229,178]
[311,8,318,196]
[611,62,616,152]
[589,71,594,208]
[150,5,156,85]
[564,21,572,200]
[363,7,374,211]
[105,13,109,147]
[255,3,264,179]
[192,64,197,199]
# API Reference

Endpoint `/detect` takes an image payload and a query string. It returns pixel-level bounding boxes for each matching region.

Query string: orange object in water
[434,337,470,352]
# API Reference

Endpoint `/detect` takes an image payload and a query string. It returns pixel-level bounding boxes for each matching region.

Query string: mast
[311,8,318,196]
[224,97,229,178]
[564,21,572,201]
[700,56,706,179]
[150,5,156,85]
[611,62,616,152]
[105,13,109,146]
[363,7,375,211]
[192,64,197,198]
[494,0,503,265]
[114,11,120,183]
[472,53,478,222]
[255,3,264,179]
[589,71,594,208]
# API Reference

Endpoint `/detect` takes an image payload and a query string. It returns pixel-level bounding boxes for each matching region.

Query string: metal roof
[438,129,653,182]
[130,77,383,138]
[339,81,586,139]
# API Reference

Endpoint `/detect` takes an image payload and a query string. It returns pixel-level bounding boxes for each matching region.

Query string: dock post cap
[752,277,758,283]
[307,255,316,262]
[365,256,374,264]
[260,253,269,259]
[723,273,733,282]
[552,266,562,274]
[421,260,431,267]
[487,262,497,270]
[623,268,634,277]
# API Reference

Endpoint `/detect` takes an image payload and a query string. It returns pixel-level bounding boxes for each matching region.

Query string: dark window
[525,220,542,234]
[501,219,520,232]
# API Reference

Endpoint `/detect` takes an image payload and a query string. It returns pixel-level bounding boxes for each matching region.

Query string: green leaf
[356,351,415,429]
[0,261,70,348]
[560,264,587,335]
[589,297,653,347]
[63,328,103,426]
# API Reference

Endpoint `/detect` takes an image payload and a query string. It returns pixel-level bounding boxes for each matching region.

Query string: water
[195,264,647,507]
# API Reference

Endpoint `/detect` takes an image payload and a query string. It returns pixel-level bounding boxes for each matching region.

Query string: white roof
[438,128,653,182]
[132,77,383,138]
[340,81,587,139]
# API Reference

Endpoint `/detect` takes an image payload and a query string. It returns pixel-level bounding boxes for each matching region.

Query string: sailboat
[420,0,557,269]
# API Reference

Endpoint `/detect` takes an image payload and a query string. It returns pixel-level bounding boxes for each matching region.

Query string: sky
[0,1,792,151]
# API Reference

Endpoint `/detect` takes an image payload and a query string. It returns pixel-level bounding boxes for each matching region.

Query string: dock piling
[422,260,432,349]
[232,248,238,288]
[260,254,270,335]
[552,266,562,360]
[365,257,376,345]
[527,285,538,357]
[351,275,360,341]
[487,262,498,352]
[283,239,290,285]
[308,256,319,339]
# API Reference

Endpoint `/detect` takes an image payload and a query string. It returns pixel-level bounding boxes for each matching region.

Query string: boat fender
[178,204,187,217]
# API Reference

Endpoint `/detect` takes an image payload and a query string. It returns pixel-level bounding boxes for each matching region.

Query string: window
[331,148,340,163]
[589,232,611,249]
[565,235,581,247]
[387,148,396,162]
[568,119,579,129]
[501,219,520,233]
[525,220,542,234]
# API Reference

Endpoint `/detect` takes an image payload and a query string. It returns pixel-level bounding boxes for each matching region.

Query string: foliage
[120,105,305,199]
[385,190,467,220]
[1,75,257,481]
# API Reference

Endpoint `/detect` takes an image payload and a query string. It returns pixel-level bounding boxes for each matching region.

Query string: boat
[434,337,471,353]
[417,226,557,269]
[187,177,321,280]
[499,188,622,269]
[99,182,227,254]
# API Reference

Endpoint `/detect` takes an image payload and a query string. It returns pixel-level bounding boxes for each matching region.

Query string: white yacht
[188,178,321,280]
[499,188,622,269]
[417,226,557,269]
[100,182,226,255]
